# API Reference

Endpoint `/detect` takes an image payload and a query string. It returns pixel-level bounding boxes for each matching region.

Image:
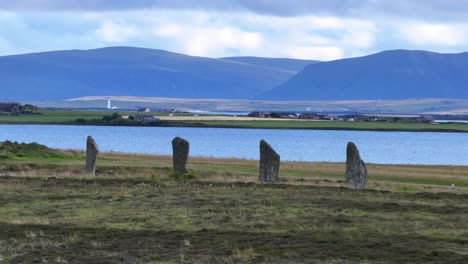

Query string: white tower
[107,97,111,110]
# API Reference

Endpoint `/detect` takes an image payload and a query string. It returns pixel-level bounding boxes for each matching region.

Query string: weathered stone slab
[259,140,280,182]
[85,136,99,175]
[172,137,189,173]
[345,142,368,189]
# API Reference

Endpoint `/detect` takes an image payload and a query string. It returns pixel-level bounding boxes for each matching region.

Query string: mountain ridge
[0,46,313,101]
[2,47,468,101]
[256,49,468,100]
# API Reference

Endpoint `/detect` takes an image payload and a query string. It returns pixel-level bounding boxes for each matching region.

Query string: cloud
[400,23,467,46]
[95,21,141,42]
[147,11,376,59]
[154,26,264,57]
[2,1,468,22]
[342,21,377,49]
[286,46,343,61]
[0,7,466,60]
[26,9,370,60]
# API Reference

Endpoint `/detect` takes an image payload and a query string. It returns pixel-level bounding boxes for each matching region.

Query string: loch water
[0,124,467,165]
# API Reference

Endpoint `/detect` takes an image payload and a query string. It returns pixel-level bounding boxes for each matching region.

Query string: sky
[1,0,468,60]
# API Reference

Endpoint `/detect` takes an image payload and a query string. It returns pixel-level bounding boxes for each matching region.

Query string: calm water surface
[0,125,467,165]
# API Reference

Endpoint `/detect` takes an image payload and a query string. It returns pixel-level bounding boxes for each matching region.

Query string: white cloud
[7,8,468,61]
[154,26,264,57]
[343,31,376,49]
[400,23,467,46]
[146,11,377,59]
[0,10,379,59]
[153,23,183,37]
[285,46,343,61]
[95,21,140,43]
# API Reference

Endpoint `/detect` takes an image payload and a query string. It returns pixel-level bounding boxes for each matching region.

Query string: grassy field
[178,119,468,132]
[2,109,468,132]
[0,110,187,124]
[0,145,467,263]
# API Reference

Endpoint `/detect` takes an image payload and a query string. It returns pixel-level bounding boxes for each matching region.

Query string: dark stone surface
[172,137,189,173]
[259,140,280,182]
[85,136,99,175]
[345,142,368,189]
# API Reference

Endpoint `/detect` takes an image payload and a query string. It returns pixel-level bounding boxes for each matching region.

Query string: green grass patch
[0,141,76,160]
[182,120,468,132]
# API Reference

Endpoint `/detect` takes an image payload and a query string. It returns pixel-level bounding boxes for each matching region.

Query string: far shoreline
[1,120,468,133]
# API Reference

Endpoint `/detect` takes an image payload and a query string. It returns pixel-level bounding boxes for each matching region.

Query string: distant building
[299,113,320,120]
[248,111,299,119]
[418,115,435,124]
[133,115,160,122]
[0,103,22,115]
[137,107,151,112]
[322,114,339,121]
[248,111,272,118]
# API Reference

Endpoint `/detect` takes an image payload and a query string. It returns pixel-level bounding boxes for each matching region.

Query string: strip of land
[0,148,467,263]
[2,109,468,132]
[60,96,468,115]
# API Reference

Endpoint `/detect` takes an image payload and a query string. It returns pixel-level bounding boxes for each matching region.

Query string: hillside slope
[0,47,315,101]
[256,50,468,100]
[220,56,320,74]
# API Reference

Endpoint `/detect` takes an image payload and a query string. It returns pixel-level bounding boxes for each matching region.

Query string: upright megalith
[259,140,280,182]
[85,136,99,175]
[345,142,368,189]
[172,137,189,173]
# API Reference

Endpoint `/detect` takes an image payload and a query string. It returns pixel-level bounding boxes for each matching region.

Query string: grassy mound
[0,141,74,159]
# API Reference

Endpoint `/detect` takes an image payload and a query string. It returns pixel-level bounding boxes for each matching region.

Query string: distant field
[2,109,468,132]
[178,119,468,132]
[0,150,467,263]
[0,110,187,124]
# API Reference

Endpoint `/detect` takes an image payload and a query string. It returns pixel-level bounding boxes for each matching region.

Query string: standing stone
[259,140,280,182]
[85,136,99,175]
[345,142,368,189]
[172,137,189,173]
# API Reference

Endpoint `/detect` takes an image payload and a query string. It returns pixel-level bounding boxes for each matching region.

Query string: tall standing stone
[345,142,368,189]
[172,137,189,173]
[259,140,280,182]
[85,136,99,175]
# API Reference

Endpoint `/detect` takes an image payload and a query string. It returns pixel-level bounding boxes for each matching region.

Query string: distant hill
[0,47,316,101]
[220,56,320,74]
[256,50,468,100]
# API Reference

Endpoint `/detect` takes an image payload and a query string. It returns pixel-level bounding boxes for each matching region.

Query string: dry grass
[1,151,467,193]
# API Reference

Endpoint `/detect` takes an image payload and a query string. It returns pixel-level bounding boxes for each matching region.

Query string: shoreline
[1,109,468,132]
[2,145,467,167]
[1,120,468,133]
